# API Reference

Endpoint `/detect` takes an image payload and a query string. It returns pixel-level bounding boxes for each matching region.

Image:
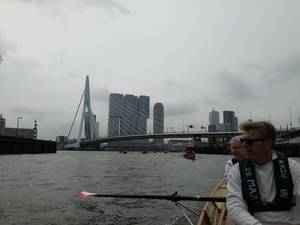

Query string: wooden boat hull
[197,178,234,225]
[184,153,196,160]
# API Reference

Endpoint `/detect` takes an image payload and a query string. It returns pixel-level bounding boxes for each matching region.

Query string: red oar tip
[79,191,96,198]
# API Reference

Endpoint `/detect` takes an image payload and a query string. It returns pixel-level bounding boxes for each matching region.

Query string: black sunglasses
[240,138,269,146]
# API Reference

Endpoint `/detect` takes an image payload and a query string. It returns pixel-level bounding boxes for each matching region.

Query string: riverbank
[0,135,56,154]
[60,143,300,157]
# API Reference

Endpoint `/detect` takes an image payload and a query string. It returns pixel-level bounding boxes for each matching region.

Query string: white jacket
[224,159,234,177]
[226,152,300,225]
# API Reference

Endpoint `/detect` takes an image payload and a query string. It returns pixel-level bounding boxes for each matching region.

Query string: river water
[0,152,237,224]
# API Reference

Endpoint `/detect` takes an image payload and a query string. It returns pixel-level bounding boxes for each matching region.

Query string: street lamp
[16,116,23,137]
[200,126,207,132]
[187,125,193,133]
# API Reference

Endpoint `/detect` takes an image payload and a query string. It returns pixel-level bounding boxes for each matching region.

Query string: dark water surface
[0,151,230,225]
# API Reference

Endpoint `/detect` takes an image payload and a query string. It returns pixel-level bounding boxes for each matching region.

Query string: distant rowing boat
[184,147,196,160]
[197,178,234,225]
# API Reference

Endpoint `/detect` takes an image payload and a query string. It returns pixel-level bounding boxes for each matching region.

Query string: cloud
[92,86,110,103]
[10,105,64,120]
[0,33,38,72]
[162,79,183,89]
[4,0,130,15]
[165,102,198,117]
[85,0,130,14]
[217,53,300,102]
[218,71,258,101]
[1,0,300,139]
[241,54,300,85]
[11,105,42,116]
[270,54,300,81]
[0,34,16,58]
[193,89,222,107]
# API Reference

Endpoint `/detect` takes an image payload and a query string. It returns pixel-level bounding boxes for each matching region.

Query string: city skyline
[0,1,299,139]
[0,100,298,140]
[208,108,238,132]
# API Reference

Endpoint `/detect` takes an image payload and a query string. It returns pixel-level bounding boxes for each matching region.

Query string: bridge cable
[109,98,163,134]
[109,101,150,135]
[109,100,147,134]
[109,110,146,135]
[67,89,85,139]
[110,97,162,128]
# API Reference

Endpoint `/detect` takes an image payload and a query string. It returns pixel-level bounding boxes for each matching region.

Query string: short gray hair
[239,121,276,142]
[229,135,242,145]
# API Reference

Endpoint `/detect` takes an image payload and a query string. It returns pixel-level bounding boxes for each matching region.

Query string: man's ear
[266,138,273,148]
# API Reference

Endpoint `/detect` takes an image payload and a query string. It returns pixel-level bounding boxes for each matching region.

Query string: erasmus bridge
[65,76,241,149]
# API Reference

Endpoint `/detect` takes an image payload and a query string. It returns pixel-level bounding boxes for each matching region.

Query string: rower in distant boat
[184,147,196,160]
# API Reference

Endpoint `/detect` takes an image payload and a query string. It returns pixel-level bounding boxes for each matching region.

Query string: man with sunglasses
[226,121,300,225]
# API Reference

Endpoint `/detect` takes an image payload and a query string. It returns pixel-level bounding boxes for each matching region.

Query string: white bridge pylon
[77,75,100,143]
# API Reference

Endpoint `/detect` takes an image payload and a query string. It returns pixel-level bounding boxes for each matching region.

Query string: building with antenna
[209,108,220,126]
[208,108,220,132]
[223,111,238,131]
[208,109,238,132]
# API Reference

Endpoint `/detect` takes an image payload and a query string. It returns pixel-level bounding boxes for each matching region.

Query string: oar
[79,191,226,202]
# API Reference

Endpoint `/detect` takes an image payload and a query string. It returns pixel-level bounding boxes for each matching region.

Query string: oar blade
[79,191,97,198]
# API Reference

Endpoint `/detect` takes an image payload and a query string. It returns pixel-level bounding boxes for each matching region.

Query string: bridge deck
[80,132,242,146]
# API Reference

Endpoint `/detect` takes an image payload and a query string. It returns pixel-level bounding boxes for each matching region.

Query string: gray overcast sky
[0,0,300,140]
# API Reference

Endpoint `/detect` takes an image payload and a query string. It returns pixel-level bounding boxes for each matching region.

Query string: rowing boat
[197,178,234,225]
[184,147,196,160]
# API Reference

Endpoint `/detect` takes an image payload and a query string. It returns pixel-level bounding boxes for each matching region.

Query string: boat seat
[217,208,226,225]
[219,186,227,189]
[203,210,212,225]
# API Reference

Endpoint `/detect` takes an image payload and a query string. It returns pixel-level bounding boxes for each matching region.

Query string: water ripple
[0,151,240,225]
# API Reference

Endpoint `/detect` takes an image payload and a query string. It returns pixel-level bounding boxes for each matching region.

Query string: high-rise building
[232,116,238,131]
[223,111,238,131]
[208,108,219,132]
[108,93,123,137]
[107,93,150,137]
[209,108,219,125]
[123,94,139,135]
[137,95,150,135]
[216,123,231,132]
[153,103,164,143]
[208,109,238,132]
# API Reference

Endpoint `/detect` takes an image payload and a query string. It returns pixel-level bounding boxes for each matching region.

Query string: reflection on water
[0,151,230,225]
